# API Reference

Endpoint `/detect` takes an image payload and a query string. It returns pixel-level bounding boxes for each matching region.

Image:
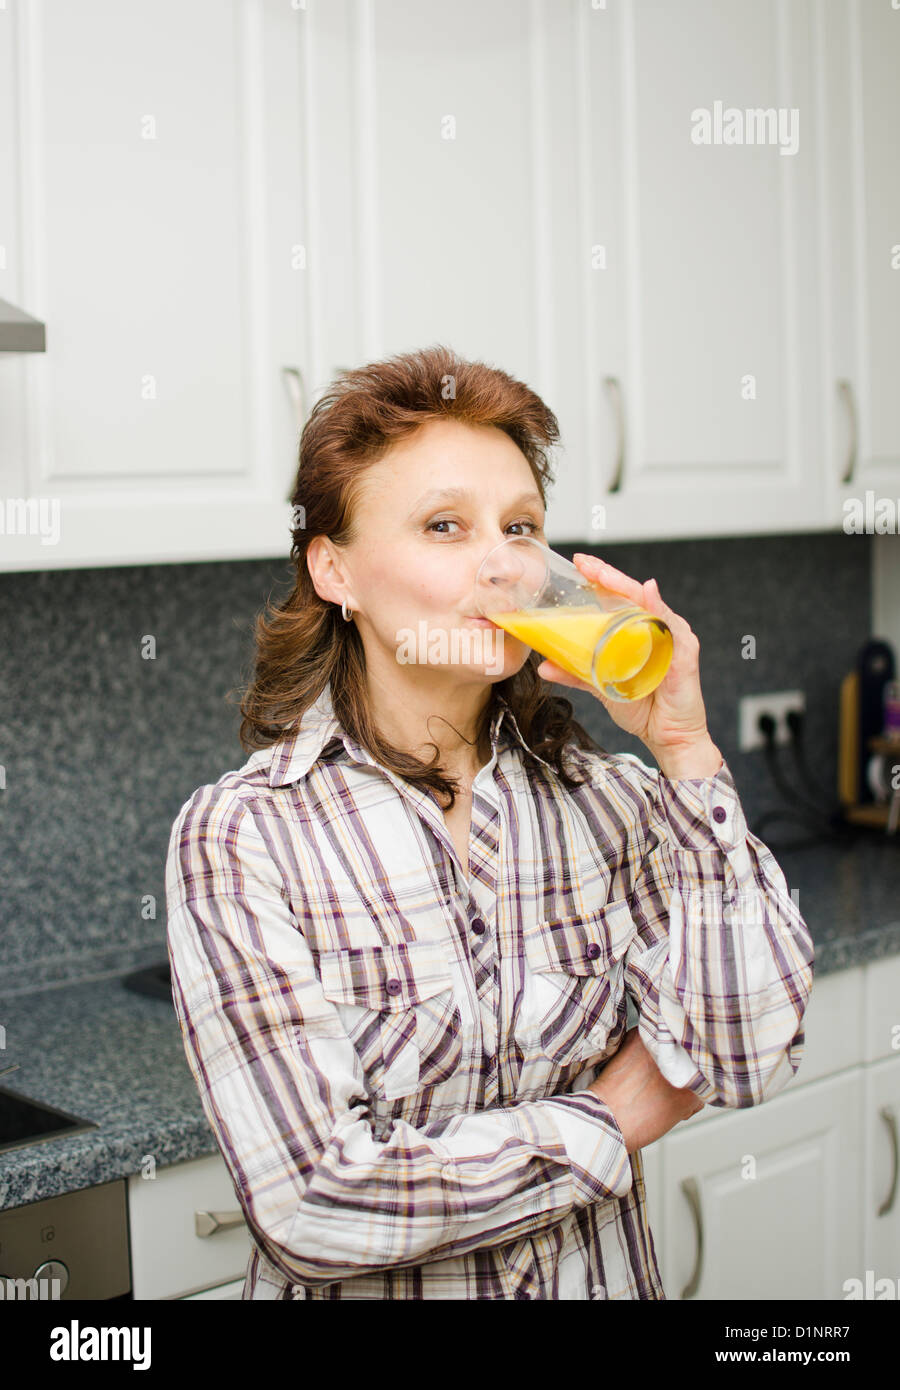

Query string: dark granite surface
[1,830,898,1212]
[0,532,875,996]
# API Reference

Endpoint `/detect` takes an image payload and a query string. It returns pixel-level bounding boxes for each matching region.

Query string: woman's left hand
[535,554,712,759]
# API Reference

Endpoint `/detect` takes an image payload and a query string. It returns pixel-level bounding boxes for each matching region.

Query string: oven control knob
[33,1259,69,1294]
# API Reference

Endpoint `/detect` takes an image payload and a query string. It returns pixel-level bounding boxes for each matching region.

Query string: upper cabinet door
[0,0,315,572]
[331,0,588,542]
[819,0,900,527]
[579,0,826,543]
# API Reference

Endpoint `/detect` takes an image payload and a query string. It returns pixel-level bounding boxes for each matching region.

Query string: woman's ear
[306,535,346,607]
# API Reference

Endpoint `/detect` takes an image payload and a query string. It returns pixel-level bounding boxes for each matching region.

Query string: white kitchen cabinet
[575,0,827,543]
[645,950,900,1299]
[128,1150,250,1300]
[659,1068,863,1301]
[320,0,588,543]
[181,1275,245,1301]
[817,0,900,525]
[3,0,894,571]
[313,0,830,547]
[0,0,332,572]
[0,0,590,568]
[864,1056,900,1285]
[639,1136,663,1248]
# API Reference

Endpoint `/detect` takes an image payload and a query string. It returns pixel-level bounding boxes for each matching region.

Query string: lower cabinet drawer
[180,1276,245,1300]
[127,1152,251,1300]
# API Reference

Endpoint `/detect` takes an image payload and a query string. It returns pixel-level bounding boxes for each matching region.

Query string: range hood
[0,297,46,352]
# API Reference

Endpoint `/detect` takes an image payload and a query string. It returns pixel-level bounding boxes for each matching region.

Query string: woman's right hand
[587,1025,705,1153]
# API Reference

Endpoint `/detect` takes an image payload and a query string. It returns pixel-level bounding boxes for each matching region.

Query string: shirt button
[712,805,727,823]
[470,918,486,935]
[586,942,601,960]
[385,978,402,995]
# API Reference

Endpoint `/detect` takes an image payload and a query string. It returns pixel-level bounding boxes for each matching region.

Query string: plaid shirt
[165,681,814,1300]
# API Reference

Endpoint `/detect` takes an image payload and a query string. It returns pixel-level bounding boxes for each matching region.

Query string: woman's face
[313,417,548,685]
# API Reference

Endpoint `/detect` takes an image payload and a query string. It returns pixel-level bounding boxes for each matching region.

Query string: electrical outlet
[738,691,806,753]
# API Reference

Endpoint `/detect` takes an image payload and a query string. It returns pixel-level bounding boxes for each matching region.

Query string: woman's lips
[464,616,500,628]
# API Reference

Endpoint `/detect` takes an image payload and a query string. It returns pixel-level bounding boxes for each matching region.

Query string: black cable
[751,714,858,851]
[751,811,829,850]
[758,714,836,828]
[785,709,842,811]
[749,805,852,851]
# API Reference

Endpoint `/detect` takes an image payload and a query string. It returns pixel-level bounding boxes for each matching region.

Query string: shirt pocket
[315,938,463,1101]
[517,899,637,1068]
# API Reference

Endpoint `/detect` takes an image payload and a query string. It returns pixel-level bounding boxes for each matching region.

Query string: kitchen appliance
[0,1087,132,1299]
[0,1085,97,1156]
[0,1179,130,1300]
[121,961,173,1003]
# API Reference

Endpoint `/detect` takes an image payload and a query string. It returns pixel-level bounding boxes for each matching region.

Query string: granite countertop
[1,835,899,1212]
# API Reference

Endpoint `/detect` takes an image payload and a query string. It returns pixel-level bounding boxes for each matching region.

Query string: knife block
[839,669,900,830]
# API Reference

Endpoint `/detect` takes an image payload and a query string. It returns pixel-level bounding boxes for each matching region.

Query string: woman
[165,344,814,1300]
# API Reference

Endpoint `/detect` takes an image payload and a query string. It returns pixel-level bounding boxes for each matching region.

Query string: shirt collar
[266,680,553,788]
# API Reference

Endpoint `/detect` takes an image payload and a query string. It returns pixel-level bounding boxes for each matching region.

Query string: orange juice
[488,604,673,700]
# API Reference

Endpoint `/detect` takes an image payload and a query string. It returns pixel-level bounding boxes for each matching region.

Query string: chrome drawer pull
[837,379,858,485]
[604,375,626,494]
[680,1175,704,1299]
[878,1106,898,1217]
[195,1209,246,1238]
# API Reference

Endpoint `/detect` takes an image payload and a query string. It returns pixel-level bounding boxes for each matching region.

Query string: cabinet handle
[837,379,858,485]
[282,366,307,434]
[680,1176,704,1299]
[282,366,308,502]
[877,1106,898,1217]
[603,376,625,493]
[195,1209,247,1238]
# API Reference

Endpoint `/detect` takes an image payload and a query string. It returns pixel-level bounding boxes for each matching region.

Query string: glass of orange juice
[473,537,673,701]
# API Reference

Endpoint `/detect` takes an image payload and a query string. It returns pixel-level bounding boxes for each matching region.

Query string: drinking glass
[472,537,673,701]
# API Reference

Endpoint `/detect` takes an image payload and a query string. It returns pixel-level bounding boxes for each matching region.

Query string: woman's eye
[426,519,541,535]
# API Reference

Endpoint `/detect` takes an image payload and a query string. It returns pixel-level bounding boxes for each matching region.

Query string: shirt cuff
[539,1091,634,1204]
[655,757,748,853]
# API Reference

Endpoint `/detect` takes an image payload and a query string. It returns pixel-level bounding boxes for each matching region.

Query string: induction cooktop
[0,1086,98,1156]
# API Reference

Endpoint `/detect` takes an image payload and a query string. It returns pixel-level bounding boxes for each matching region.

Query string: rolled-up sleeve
[611,754,815,1108]
[165,783,634,1290]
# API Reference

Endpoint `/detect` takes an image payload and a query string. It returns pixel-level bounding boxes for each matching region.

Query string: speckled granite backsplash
[0,531,880,995]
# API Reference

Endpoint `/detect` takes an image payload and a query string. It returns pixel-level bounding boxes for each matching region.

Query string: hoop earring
[341,598,353,621]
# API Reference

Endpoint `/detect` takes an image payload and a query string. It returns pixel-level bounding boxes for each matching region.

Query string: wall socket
[738,691,807,753]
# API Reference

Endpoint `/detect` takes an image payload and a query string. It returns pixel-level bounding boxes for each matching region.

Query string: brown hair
[235,343,607,809]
